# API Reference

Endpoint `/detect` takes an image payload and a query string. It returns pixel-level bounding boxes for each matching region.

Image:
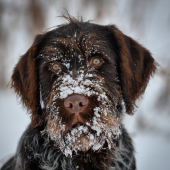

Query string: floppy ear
[108,26,157,114]
[11,35,43,126]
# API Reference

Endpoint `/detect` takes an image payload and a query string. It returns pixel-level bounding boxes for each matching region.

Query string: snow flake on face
[40,85,45,109]
[93,107,101,117]
[51,72,108,102]
[63,62,70,69]
[78,54,84,63]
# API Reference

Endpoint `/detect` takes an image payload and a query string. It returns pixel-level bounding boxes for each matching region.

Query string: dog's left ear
[10,35,43,126]
[108,26,157,115]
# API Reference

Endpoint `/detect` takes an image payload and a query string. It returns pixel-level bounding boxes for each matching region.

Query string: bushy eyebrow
[41,46,58,53]
[40,36,116,64]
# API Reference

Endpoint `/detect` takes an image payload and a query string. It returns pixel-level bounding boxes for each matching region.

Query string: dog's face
[11,18,157,157]
[38,29,122,156]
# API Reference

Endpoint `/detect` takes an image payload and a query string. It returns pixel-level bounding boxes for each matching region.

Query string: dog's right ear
[10,34,43,127]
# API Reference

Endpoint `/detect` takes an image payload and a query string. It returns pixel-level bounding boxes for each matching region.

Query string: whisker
[47,89,60,99]
[46,90,60,108]
[95,75,105,84]
[85,69,99,74]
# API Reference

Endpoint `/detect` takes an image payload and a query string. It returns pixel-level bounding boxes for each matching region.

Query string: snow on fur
[42,70,122,157]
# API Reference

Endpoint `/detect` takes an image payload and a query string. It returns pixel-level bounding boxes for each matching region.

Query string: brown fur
[108,26,157,114]
[5,16,157,170]
[11,26,156,125]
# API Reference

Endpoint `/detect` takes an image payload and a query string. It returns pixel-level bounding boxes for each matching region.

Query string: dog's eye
[89,57,104,68]
[92,58,101,65]
[52,64,60,70]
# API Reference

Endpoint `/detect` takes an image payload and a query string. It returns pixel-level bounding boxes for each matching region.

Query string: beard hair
[42,107,122,157]
[42,73,122,157]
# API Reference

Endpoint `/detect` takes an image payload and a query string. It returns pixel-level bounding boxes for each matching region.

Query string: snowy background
[0,0,170,169]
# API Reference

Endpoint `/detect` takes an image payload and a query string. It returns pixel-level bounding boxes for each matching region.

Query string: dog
[1,16,157,170]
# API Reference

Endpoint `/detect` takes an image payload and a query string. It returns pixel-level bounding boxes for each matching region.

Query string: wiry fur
[2,125,135,170]
[2,15,157,170]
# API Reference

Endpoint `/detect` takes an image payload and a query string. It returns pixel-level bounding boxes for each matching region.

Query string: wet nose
[64,94,89,115]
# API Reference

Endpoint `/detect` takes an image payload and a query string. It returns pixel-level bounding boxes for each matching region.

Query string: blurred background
[0,0,170,169]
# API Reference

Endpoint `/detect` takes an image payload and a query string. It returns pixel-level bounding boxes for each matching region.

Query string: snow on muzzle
[49,73,114,106]
[43,72,122,157]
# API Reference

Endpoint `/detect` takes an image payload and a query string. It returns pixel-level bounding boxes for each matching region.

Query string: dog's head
[11,17,157,156]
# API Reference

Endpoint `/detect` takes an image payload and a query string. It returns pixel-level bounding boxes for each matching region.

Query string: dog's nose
[64,94,89,115]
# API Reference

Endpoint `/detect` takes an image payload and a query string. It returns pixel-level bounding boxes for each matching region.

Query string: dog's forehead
[39,23,116,64]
